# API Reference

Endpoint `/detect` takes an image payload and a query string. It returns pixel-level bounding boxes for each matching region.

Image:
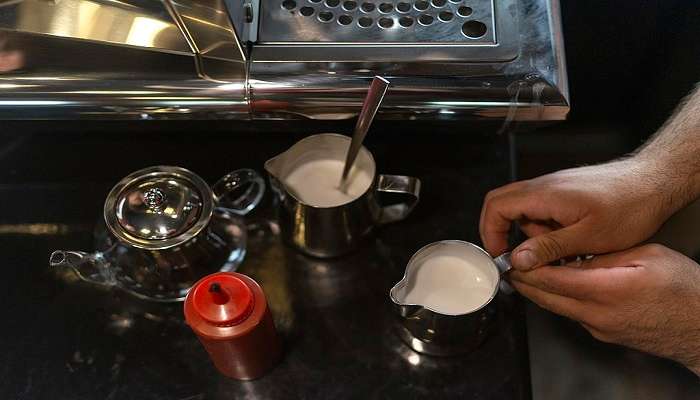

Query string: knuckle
[596,318,619,334]
[536,235,566,260]
[509,180,531,191]
[585,325,613,343]
[641,243,668,257]
[581,311,616,334]
[483,190,497,206]
[484,181,529,204]
[578,311,599,327]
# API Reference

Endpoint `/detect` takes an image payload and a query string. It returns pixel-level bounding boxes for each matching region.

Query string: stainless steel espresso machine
[0,0,568,121]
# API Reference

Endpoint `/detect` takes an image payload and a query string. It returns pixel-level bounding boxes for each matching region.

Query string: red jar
[184,272,281,380]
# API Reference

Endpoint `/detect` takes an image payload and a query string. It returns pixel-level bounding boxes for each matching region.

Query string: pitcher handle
[494,252,513,275]
[494,252,514,294]
[376,174,421,225]
[213,169,266,216]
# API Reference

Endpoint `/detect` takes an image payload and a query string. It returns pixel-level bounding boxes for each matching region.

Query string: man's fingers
[577,246,655,269]
[510,280,587,322]
[480,184,559,256]
[478,212,510,257]
[510,265,610,300]
[518,220,554,238]
[479,186,517,256]
[510,225,587,270]
[479,182,530,255]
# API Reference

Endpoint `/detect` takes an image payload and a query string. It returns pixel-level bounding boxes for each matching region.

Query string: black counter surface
[0,121,529,400]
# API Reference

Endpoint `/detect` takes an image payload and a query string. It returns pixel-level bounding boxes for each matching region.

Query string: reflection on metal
[0,0,248,118]
[169,0,245,62]
[0,223,85,235]
[407,348,422,366]
[0,0,568,121]
[254,0,517,63]
[0,0,191,53]
[265,134,420,258]
[164,0,247,81]
[249,0,569,121]
[0,26,248,118]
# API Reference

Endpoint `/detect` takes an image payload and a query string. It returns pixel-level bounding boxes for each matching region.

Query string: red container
[184,272,281,380]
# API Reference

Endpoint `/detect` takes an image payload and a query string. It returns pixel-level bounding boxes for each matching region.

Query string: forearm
[634,84,700,212]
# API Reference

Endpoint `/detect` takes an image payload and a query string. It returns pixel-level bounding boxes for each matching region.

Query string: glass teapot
[49,166,265,302]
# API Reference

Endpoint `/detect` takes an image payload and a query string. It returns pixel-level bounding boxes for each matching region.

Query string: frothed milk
[284,159,373,207]
[404,254,496,315]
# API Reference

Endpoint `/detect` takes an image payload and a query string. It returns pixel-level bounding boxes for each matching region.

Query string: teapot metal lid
[104,166,214,250]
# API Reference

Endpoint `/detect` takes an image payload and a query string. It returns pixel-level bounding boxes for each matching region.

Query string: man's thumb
[511,227,580,270]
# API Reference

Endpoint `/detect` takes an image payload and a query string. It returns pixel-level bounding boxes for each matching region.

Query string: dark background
[516,0,700,177]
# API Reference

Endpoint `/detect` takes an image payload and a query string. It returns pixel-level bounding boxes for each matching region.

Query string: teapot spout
[49,250,114,286]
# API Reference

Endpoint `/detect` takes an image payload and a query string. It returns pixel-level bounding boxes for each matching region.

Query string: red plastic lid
[190,273,254,326]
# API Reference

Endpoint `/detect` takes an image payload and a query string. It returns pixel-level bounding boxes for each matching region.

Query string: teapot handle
[213,169,266,216]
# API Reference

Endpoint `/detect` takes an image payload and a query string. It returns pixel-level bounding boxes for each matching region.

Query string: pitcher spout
[49,250,114,286]
[264,153,283,180]
[265,152,294,201]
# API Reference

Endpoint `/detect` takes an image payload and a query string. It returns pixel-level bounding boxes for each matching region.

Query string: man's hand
[480,86,700,270]
[509,244,700,375]
[479,158,692,270]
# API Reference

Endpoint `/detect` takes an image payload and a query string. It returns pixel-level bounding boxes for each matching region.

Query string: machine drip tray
[252,0,518,62]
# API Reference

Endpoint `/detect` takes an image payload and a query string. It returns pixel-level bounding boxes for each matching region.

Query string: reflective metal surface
[266,133,420,258]
[0,0,567,121]
[225,0,258,44]
[50,166,266,301]
[105,166,216,250]
[111,168,205,241]
[169,0,246,61]
[341,76,389,184]
[0,0,248,119]
[0,0,191,53]
[255,0,518,63]
[390,241,511,356]
[250,72,569,121]
[0,28,249,118]
[260,0,497,44]
[249,0,569,120]
[167,0,248,80]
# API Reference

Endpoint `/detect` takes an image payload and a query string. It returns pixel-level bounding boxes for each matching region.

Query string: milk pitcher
[265,133,421,258]
[390,241,512,356]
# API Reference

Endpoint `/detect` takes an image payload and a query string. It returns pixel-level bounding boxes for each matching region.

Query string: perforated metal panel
[259,0,495,44]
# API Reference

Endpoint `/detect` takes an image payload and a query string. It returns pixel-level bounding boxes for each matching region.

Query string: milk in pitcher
[284,159,373,207]
[404,254,497,315]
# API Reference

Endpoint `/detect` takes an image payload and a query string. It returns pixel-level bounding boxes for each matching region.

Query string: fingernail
[514,249,538,269]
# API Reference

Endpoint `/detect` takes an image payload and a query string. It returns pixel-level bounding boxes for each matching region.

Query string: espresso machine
[0,0,567,121]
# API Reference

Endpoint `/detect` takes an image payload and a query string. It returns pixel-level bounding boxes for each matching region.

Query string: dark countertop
[0,122,530,400]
